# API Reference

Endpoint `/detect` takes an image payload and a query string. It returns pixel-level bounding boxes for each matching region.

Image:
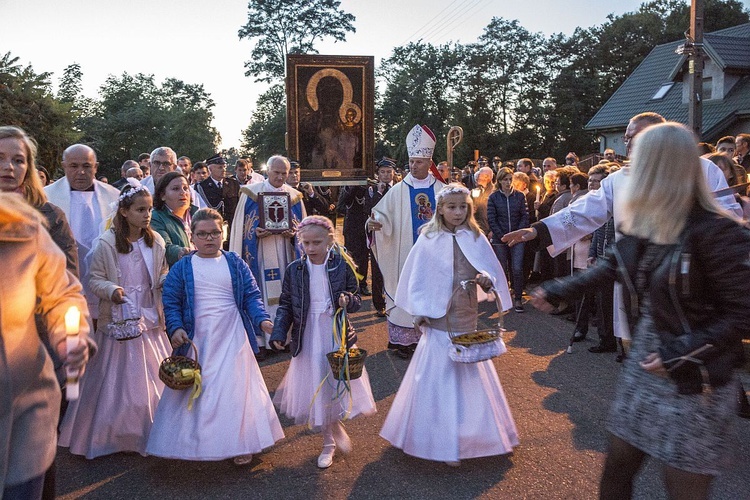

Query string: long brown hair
[112,186,155,253]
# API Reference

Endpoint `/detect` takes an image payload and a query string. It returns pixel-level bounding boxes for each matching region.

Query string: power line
[399,0,473,46]
[430,0,494,45]
[418,0,485,45]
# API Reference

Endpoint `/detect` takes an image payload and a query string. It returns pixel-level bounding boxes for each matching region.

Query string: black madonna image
[287,55,374,184]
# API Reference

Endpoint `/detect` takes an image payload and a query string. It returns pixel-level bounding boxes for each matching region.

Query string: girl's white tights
[318,423,337,469]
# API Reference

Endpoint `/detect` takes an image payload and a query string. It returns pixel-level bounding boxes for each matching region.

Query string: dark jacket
[589,218,616,260]
[162,250,270,356]
[270,248,362,357]
[537,191,557,220]
[542,206,750,394]
[196,176,240,228]
[487,188,529,240]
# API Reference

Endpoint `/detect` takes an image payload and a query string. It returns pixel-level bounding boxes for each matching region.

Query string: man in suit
[197,153,240,231]
[112,160,138,189]
[366,158,396,316]
[735,133,750,172]
[285,161,332,217]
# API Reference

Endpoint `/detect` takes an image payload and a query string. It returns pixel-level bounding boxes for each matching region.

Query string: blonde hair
[420,183,482,236]
[620,122,726,244]
[0,126,47,208]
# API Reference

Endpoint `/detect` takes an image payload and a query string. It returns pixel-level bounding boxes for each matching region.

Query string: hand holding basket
[447,280,508,364]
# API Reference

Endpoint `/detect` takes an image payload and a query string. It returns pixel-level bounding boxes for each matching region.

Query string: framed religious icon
[257,192,292,233]
[286,54,374,185]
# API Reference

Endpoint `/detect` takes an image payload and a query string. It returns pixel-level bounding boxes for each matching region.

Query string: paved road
[54,296,750,499]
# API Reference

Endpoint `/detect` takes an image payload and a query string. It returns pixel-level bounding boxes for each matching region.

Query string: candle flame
[65,306,80,335]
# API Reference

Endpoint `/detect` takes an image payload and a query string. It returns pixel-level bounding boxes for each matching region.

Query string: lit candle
[535,185,541,203]
[64,306,81,400]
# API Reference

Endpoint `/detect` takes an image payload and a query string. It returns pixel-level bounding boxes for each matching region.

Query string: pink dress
[273,260,376,428]
[59,240,170,458]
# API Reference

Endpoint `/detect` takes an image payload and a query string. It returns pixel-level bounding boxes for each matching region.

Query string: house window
[702,77,713,100]
[651,83,674,100]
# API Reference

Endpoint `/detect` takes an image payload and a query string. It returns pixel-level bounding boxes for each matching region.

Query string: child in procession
[380,183,519,465]
[146,208,283,464]
[270,215,376,469]
[59,180,171,458]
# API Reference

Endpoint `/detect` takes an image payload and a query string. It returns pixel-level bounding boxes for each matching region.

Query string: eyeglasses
[152,160,174,168]
[194,230,222,240]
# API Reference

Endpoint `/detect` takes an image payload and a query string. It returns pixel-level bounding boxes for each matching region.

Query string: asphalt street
[53,294,750,500]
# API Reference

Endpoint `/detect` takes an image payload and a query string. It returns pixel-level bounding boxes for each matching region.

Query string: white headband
[436,184,470,202]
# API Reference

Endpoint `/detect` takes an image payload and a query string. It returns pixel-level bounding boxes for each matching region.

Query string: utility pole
[688,0,704,137]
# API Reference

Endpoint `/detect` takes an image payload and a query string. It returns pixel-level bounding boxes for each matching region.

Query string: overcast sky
[3,0,748,150]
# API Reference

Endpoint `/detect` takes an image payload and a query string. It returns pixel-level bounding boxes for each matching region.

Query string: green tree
[240,84,286,163]
[80,72,219,178]
[456,18,549,159]
[0,52,80,176]
[238,0,356,82]
[376,42,461,162]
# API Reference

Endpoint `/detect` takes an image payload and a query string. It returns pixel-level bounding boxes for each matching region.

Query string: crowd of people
[2,118,750,500]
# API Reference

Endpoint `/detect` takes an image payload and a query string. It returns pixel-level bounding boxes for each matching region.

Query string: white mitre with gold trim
[406,124,436,159]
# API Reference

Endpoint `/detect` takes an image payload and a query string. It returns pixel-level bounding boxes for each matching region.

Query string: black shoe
[255,346,268,361]
[571,330,587,342]
[396,346,414,359]
[565,314,576,322]
[514,299,524,313]
[360,285,372,296]
[615,352,626,363]
[589,343,617,353]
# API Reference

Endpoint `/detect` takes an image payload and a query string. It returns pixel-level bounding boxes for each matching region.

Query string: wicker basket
[159,339,201,390]
[326,348,367,380]
[450,329,507,363]
[447,282,509,364]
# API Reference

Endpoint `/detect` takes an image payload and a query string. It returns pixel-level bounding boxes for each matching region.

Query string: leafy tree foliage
[240,84,286,163]
[377,42,461,162]
[70,72,220,178]
[238,0,356,82]
[0,52,81,175]
[373,0,749,164]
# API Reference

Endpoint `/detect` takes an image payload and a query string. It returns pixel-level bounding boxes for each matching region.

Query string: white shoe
[233,454,253,465]
[332,423,352,454]
[317,446,335,469]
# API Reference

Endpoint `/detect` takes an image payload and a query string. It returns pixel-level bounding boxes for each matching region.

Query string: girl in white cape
[380,183,519,465]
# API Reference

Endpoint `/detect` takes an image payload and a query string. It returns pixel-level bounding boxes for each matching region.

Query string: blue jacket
[162,250,270,356]
[487,188,529,239]
[270,249,361,357]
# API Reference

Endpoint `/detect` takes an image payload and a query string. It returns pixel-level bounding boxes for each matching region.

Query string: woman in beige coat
[59,183,171,459]
[0,193,90,499]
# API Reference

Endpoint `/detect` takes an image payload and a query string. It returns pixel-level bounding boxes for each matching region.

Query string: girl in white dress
[380,183,519,466]
[59,181,171,458]
[146,209,283,465]
[271,216,376,469]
